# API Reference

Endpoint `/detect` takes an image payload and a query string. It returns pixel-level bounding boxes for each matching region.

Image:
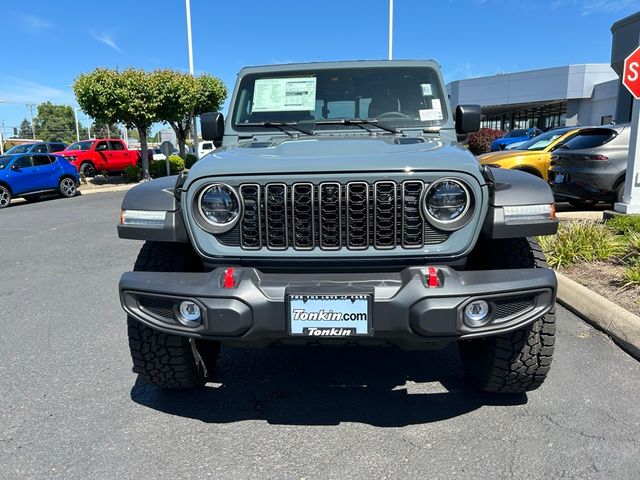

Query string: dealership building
[447,12,640,132]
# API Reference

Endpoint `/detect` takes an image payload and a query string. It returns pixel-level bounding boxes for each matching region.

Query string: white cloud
[18,13,54,33]
[91,31,122,52]
[580,0,640,15]
[0,75,75,105]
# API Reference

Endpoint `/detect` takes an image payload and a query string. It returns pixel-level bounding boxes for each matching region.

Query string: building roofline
[611,11,640,32]
[447,63,614,85]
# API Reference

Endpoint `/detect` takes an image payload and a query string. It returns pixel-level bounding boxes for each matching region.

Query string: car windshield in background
[559,129,618,150]
[5,144,31,154]
[516,129,571,151]
[66,141,95,151]
[232,66,447,131]
[504,129,527,138]
[0,155,12,169]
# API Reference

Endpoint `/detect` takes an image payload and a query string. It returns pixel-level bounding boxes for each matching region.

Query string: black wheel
[80,162,96,177]
[23,193,42,202]
[460,238,556,393]
[59,177,77,198]
[616,181,626,203]
[127,241,220,389]
[0,185,11,209]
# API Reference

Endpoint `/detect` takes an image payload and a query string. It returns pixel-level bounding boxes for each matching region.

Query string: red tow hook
[426,267,441,288]
[223,268,236,289]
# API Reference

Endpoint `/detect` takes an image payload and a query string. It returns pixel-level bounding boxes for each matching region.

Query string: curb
[78,184,135,196]
[556,271,640,359]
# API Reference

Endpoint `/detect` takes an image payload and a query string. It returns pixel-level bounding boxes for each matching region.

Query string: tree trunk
[169,119,190,160]
[138,126,150,179]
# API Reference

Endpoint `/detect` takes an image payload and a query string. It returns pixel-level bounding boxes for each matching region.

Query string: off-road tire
[460,238,556,393]
[127,241,220,389]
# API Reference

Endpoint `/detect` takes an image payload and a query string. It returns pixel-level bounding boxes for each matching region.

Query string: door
[94,141,110,171]
[108,140,127,170]
[32,154,59,189]
[8,155,39,195]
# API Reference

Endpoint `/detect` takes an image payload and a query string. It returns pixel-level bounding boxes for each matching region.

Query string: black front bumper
[119,266,556,349]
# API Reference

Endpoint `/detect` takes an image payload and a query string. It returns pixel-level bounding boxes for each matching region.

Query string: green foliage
[33,102,76,143]
[629,232,640,254]
[538,221,624,268]
[18,118,33,139]
[467,128,505,156]
[185,153,198,169]
[623,260,640,288]
[606,214,640,235]
[124,165,141,183]
[149,155,185,178]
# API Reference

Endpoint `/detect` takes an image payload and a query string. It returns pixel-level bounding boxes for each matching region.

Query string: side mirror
[455,104,481,134]
[11,164,21,171]
[201,112,224,147]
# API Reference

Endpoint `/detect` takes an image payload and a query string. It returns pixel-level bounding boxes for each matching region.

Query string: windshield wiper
[236,121,315,137]
[314,118,402,135]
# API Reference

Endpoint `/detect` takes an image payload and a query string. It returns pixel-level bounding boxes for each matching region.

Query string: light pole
[74,108,80,142]
[388,0,393,60]
[27,103,36,140]
[185,0,199,155]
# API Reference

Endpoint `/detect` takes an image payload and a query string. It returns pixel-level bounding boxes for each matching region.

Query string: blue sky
[1,0,638,137]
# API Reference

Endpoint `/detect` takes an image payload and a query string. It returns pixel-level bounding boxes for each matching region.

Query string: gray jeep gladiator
[118,60,558,393]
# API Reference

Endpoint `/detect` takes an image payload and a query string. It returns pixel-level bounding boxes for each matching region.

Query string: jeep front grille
[219,181,449,250]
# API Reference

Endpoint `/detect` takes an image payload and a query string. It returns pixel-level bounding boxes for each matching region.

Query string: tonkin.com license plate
[288,294,372,337]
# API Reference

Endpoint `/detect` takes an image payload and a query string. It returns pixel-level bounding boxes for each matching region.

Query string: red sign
[623,46,640,100]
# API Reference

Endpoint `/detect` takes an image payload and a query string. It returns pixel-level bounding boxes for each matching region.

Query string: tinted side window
[50,143,65,152]
[95,141,109,151]
[562,129,617,150]
[33,155,52,166]
[31,144,49,153]
[13,156,35,168]
[109,141,125,151]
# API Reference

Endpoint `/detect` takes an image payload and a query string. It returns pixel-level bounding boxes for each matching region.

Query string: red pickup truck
[57,139,140,177]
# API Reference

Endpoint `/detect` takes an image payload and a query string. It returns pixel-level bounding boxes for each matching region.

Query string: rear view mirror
[455,105,481,134]
[201,112,224,147]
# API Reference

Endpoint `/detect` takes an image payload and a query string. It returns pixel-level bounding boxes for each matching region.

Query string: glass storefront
[480,101,567,131]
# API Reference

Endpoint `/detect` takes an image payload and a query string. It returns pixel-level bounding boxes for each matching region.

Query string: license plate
[554,173,565,184]
[288,293,371,337]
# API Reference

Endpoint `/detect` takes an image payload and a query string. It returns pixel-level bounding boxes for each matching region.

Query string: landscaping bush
[124,165,140,183]
[185,153,198,169]
[606,214,640,235]
[623,259,640,288]
[538,221,624,268]
[467,128,505,156]
[149,155,185,178]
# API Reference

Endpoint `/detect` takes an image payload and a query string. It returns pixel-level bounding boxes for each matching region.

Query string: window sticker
[421,83,433,96]
[431,99,441,111]
[253,77,317,112]
[419,108,443,122]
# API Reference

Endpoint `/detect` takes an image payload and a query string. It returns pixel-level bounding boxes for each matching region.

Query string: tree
[33,102,76,143]
[90,122,121,139]
[154,70,227,158]
[74,68,163,178]
[18,118,33,139]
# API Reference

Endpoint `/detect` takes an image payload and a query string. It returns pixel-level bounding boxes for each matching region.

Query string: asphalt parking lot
[2,191,640,479]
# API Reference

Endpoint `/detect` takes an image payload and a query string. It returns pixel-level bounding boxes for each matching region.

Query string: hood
[492,136,525,147]
[478,149,537,163]
[187,135,481,181]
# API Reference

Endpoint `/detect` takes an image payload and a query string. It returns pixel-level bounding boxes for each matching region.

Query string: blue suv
[0,153,79,208]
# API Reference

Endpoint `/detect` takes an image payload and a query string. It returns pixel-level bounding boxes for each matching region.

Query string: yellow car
[478,127,579,180]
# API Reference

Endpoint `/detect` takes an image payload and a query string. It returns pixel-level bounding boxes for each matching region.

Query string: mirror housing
[455,104,481,134]
[201,112,224,147]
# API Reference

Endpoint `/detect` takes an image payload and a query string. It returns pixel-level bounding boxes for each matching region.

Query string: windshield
[65,140,95,151]
[504,129,527,138]
[516,129,572,151]
[232,66,447,131]
[5,144,32,154]
[0,155,13,169]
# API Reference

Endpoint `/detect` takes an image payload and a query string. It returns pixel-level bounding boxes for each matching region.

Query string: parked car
[490,128,542,151]
[0,153,79,208]
[549,124,630,206]
[479,127,580,180]
[4,142,67,154]
[118,60,559,394]
[57,139,141,177]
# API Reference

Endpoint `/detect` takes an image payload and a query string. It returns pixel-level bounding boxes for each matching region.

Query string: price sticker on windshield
[253,77,317,112]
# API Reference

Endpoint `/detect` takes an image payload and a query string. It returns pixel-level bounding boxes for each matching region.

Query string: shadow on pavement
[130,345,527,426]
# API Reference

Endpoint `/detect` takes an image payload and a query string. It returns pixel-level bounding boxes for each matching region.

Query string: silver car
[549,124,630,206]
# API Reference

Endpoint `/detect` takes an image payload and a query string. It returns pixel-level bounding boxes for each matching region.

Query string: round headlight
[423,179,472,229]
[197,183,241,231]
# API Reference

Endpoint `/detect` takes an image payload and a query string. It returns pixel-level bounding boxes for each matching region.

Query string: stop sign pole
[615,45,640,214]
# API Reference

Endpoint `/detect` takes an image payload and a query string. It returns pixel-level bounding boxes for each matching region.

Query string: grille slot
[227,179,449,250]
[493,296,535,320]
[139,297,175,322]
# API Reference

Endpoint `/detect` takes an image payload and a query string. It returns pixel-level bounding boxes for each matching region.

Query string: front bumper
[119,266,556,349]
[549,168,616,202]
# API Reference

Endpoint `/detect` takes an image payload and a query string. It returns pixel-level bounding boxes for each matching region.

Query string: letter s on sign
[628,61,640,82]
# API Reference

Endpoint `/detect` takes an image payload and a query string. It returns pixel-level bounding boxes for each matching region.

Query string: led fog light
[464,300,490,327]
[177,301,202,327]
